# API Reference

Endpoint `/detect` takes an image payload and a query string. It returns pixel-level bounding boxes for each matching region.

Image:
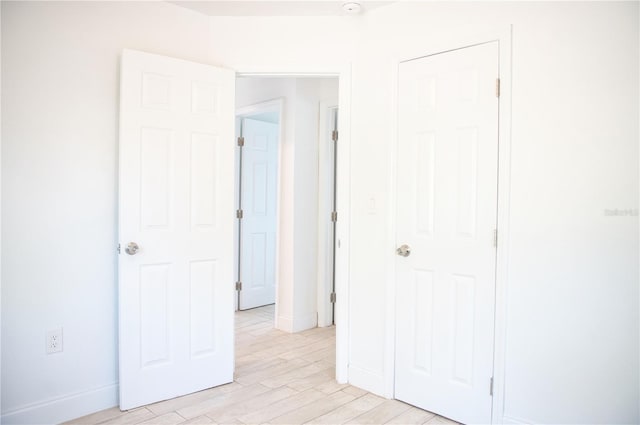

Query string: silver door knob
[125,242,139,255]
[396,244,411,257]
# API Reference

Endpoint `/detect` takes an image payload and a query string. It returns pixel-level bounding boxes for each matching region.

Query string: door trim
[318,99,339,328]
[386,28,513,424]
[235,99,284,315]
[236,67,352,385]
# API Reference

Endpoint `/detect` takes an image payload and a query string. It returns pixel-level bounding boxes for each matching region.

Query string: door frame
[386,27,513,423]
[317,99,339,328]
[235,99,284,313]
[236,68,351,385]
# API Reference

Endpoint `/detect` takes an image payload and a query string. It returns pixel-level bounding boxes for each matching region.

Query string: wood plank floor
[68,305,457,425]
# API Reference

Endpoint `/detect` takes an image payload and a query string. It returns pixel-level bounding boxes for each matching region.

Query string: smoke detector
[342,2,362,14]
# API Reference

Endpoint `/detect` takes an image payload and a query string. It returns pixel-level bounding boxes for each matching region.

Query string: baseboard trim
[277,312,317,333]
[292,312,317,333]
[348,363,386,397]
[277,315,294,333]
[1,383,118,425]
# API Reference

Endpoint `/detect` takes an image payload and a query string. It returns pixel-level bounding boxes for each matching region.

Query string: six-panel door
[119,49,235,410]
[394,42,500,424]
[239,118,278,310]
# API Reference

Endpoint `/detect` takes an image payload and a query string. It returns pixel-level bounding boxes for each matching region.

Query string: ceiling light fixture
[342,2,362,14]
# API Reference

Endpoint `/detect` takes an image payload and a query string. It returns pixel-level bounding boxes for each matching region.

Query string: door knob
[125,242,140,255]
[396,244,411,257]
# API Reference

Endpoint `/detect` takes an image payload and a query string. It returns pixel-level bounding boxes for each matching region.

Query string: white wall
[359,4,639,423]
[235,77,338,332]
[211,2,639,423]
[292,78,339,331]
[1,2,213,423]
[1,2,637,424]
[485,4,638,422]
[208,16,357,72]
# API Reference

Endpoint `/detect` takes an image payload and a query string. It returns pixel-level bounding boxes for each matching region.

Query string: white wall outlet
[46,328,63,354]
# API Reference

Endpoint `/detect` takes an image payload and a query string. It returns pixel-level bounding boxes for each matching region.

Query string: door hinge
[117,243,121,254]
[237,136,245,147]
[236,281,242,291]
[490,377,494,396]
[330,292,336,303]
[493,229,498,247]
[495,78,501,98]
[237,209,243,219]
[331,211,338,222]
[332,130,338,142]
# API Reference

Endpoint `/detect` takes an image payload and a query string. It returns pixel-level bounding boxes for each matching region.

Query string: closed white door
[238,118,278,310]
[394,42,499,424]
[119,49,235,410]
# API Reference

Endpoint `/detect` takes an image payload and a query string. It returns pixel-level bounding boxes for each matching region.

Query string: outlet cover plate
[46,328,63,354]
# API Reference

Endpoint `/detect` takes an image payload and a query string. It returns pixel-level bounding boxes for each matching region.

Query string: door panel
[395,42,499,424]
[239,118,278,310]
[190,133,218,228]
[189,260,217,357]
[119,49,235,410]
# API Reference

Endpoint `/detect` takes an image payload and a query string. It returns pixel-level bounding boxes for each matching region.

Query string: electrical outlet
[46,328,63,354]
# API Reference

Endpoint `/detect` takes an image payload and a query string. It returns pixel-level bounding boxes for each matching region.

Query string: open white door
[118,49,235,410]
[238,118,278,310]
[395,42,499,424]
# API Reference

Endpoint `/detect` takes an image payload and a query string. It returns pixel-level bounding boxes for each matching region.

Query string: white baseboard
[348,363,386,398]
[1,383,118,425]
[276,315,294,333]
[277,312,318,333]
[291,312,318,333]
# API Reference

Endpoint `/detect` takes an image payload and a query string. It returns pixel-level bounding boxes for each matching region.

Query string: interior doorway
[118,50,350,411]
[234,77,339,334]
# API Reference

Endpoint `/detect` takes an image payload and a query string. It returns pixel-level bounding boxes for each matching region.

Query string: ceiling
[168,1,394,16]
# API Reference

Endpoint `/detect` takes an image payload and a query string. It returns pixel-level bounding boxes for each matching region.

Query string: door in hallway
[238,117,278,310]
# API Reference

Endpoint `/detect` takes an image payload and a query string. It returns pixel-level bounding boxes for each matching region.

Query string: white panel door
[239,118,278,310]
[395,42,499,424]
[119,49,235,410]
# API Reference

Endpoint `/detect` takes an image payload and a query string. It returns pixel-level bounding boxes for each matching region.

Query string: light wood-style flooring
[68,305,457,425]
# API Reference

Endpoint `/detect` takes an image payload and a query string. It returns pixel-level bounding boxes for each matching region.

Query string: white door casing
[394,42,500,424]
[239,118,278,310]
[317,103,338,327]
[119,49,235,410]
